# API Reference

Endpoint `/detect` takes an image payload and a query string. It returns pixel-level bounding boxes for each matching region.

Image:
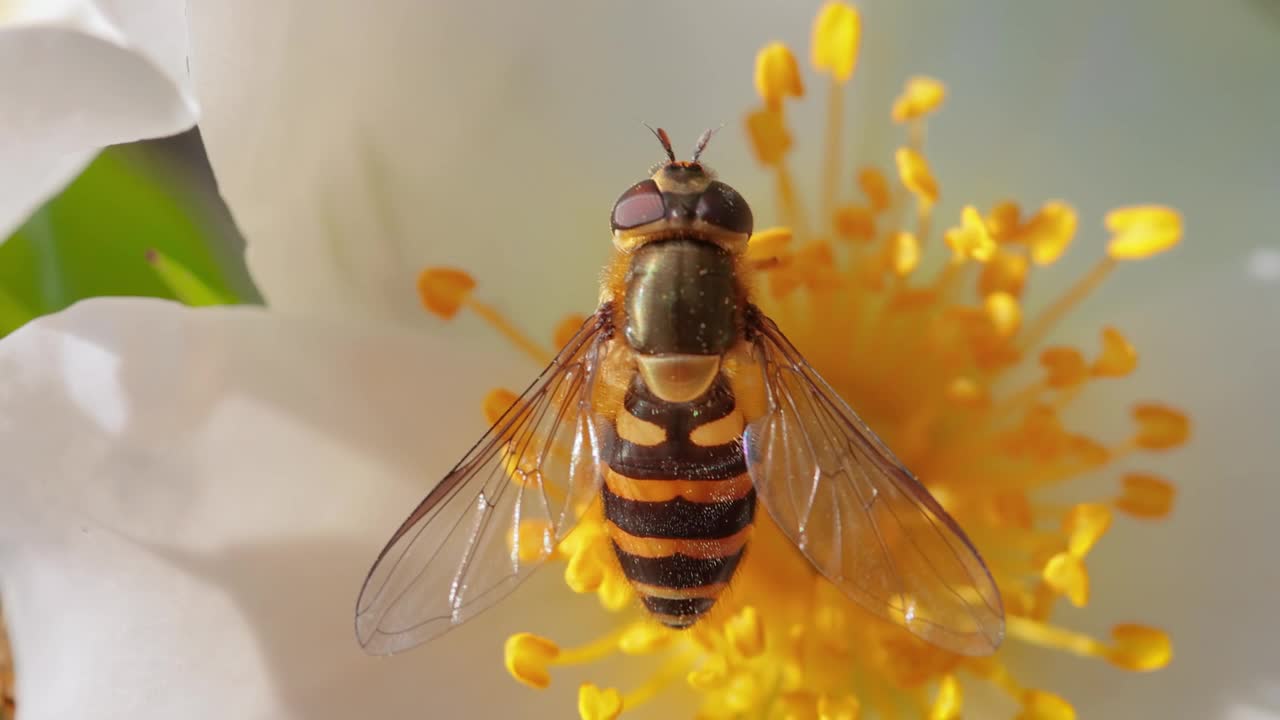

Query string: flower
[2,2,1280,720]
[434,5,1190,717]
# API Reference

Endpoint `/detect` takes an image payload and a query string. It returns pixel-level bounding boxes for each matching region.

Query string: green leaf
[0,142,251,337]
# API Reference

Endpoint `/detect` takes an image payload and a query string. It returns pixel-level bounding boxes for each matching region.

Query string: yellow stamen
[1006,617,1171,671]
[1065,504,1112,556]
[755,43,805,108]
[1105,205,1183,260]
[1092,326,1137,377]
[748,226,795,268]
[1042,552,1089,607]
[578,683,623,720]
[892,76,946,123]
[418,267,551,365]
[822,76,845,223]
[482,388,519,425]
[745,106,794,167]
[621,653,693,711]
[985,292,1021,338]
[979,251,1030,298]
[1131,403,1191,450]
[1039,348,1087,389]
[896,147,939,207]
[927,675,962,720]
[811,1,861,82]
[504,633,560,689]
[1114,472,1176,519]
[1022,202,1077,266]
[944,206,994,262]
[888,231,921,277]
[987,200,1022,241]
[1018,257,1116,351]
[618,622,672,655]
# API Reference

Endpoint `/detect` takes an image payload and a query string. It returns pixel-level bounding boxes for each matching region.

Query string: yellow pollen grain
[811,1,861,82]
[755,43,804,107]
[858,166,892,211]
[896,147,939,206]
[578,683,624,720]
[1131,403,1190,450]
[929,674,963,720]
[505,633,560,689]
[1115,472,1176,519]
[1106,205,1183,260]
[893,76,947,122]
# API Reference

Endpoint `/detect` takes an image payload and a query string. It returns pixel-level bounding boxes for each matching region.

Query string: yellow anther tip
[896,147,939,206]
[1039,347,1087,389]
[945,206,994,263]
[1093,326,1138,377]
[1106,205,1183,260]
[1107,625,1173,671]
[811,2,861,82]
[928,675,962,720]
[1025,202,1078,266]
[745,107,794,167]
[1020,690,1077,720]
[1131,403,1191,450]
[1042,552,1090,607]
[618,622,671,655]
[505,633,560,689]
[578,683,624,720]
[565,541,607,594]
[748,226,795,264]
[889,231,921,277]
[893,76,947,123]
[417,267,476,319]
[857,167,892,211]
[483,387,519,426]
[755,42,805,106]
[1116,472,1176,519]
[985,292,1022,337]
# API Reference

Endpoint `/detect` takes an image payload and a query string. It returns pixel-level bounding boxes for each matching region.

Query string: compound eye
[611,180,666,230]
[695,181,753,235]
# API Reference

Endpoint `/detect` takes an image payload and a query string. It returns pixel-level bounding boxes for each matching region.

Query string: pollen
[505,633,560,689]
[892,76,946,122]
[578,683,624,720]
[755,43,805,107]
[811,2,861,82]
[451,4,1186,717]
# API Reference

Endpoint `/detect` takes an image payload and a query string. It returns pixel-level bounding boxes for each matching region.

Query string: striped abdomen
[603,372,755,628]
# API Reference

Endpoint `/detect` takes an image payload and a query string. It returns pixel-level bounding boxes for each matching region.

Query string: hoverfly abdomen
[603,374,756,628]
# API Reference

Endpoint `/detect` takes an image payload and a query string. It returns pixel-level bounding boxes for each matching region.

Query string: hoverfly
[356,128,1005,657]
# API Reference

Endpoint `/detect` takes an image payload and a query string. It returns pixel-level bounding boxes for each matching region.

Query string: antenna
[691,125,722,163]
[643,123,677,163]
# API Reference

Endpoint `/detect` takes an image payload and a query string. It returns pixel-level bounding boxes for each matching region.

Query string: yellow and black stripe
[604,372,755,628]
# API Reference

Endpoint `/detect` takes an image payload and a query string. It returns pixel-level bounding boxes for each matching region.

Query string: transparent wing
[742,310,1005,656]
[355,312,611,654]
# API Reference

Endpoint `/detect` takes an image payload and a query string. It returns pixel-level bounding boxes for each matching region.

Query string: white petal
[0,298,608,720]
[0,0,198,239]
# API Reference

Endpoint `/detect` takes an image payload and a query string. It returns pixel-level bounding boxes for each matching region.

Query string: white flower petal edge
[0,298,588,720]
[0,0,197,240]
